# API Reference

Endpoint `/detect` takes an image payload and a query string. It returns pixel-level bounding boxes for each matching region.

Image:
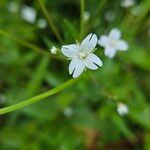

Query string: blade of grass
[89,0,108,29]
[0,78,78,115]
[37,0,62,43]
[80,0,85,39]
[0,30,61,59]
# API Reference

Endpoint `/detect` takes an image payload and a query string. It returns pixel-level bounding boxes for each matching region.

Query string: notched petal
[69,58,85,78]
[88,53,103,67]
[80,33,97,53]
[83,58,98,70]
[61,44,78,58]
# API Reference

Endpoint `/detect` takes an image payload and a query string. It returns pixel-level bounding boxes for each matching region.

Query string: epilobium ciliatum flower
[50,46,58,55]
[98,28,129,58]
[61,33,103,78]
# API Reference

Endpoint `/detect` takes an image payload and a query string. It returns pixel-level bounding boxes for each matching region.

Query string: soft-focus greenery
[0,0,150,149]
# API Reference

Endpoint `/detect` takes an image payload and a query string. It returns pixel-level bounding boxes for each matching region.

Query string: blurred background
[0,0,150,149]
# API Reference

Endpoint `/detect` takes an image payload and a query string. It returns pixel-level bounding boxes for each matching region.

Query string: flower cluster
[50,28,128,78]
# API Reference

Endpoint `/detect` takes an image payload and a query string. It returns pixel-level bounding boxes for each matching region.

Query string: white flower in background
[98,28,129,58]
[0,94,6,103]
[83,11,90,22]
[7,1,19,13]
[50,46,58,54]
[21,5,36,23]
[121,0,135,8]
[37,18,47,28]
[64,107,73,117]
[117,103,129,116]
[105,10,116,22]
[61,33,102,78]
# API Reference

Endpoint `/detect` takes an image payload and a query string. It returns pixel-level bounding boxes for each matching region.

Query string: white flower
[64,107,73,117]
[105,10,116,22]
[121,0,135,8]
[37,18,47,28]
[117,103,129,116]
[98,28,129,58]
[50,46,58,54]
[21,5,36,23]
[61,33,102,78]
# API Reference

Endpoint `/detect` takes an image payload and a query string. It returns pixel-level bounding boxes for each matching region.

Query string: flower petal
[83,58,98,70]
[61,44,79,58]
[98,35,109,47]
[104,46,116,58]
[87,53,103,67]
[69,58,85,78]
[116,40,129,51]
[80,33,97,53]
[109,28,121,40]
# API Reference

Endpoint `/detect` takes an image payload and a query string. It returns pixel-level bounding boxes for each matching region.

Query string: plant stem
[37,0,62,43]
[80,0,85,39]
[0,78,78,115]
[0,30,49,56]
[0,30,61,60]
[89,0,107,29]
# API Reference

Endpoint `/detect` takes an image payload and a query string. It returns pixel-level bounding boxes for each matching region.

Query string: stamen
[78,51,87,59]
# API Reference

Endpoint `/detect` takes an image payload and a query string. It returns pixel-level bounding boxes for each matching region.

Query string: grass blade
[37,0,62,43]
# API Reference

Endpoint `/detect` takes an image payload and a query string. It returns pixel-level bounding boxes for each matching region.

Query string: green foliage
[0,0,149,149]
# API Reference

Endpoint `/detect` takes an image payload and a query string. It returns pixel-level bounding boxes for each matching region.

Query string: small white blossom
[64,107,73,117]
[21,5,36,23]
[37,18,47,28]
[121,0,135,8]
[61,33,102,78]
[50,46,58,54]
[105,10,116,22]
[98,28,129,58]
[117,103,129,116]
[83,11,90,22]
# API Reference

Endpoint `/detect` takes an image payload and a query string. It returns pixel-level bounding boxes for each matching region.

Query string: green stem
[80,0,85,39]
[0,30,49,57]
[37,0,62,43]
[89,0,107,29]
[0,78,78,115]
[0,30,62,60]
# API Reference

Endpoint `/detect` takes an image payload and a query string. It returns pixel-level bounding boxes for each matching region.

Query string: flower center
[109,39,117,47]
[78,51,87,59]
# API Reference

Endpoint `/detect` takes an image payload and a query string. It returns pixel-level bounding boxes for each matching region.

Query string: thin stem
[80,0,85,39]
[0,30,61,60]
[0,78,78,115]
[0,30,49,57]
[37,0,62,43]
